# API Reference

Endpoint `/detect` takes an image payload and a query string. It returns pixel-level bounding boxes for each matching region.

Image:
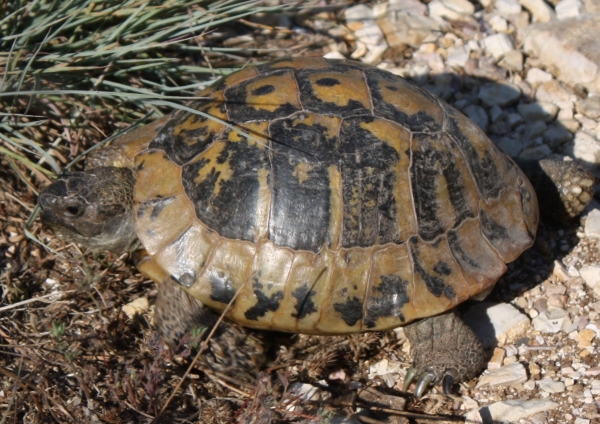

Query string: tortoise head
[39,167,138,253]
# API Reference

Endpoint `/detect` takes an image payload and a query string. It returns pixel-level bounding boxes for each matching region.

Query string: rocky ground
[2,0,600,423]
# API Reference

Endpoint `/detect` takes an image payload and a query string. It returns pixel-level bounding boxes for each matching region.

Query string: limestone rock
[465,399,559,423]
[122,297,149,319]
[476,362,528,388]
[519,0,556,21]
[481,33,514,59]
[464,302,531,350]
[520,15,600,93]
[585,208,600,238]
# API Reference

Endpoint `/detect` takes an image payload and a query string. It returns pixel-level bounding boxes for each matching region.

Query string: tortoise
[38,57,595,397]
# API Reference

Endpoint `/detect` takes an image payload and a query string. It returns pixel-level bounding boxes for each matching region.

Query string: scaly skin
[403,311,485,397]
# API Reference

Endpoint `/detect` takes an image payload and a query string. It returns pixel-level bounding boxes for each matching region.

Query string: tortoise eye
[63,205,83,218]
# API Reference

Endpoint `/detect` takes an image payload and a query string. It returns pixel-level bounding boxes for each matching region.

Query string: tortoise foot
[403,310,484,397]
[155,279,267,380]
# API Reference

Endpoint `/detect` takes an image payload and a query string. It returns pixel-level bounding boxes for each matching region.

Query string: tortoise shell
[126,58,539,334]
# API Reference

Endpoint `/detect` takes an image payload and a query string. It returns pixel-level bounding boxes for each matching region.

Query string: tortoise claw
[403,367,417,392]
[442,374,455,395]
[414,372,434,398]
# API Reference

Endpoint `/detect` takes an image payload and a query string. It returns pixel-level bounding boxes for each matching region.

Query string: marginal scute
[317,248,371,332]
[479,188,535,262]
[187,238,256,313]
[155,221,218,290]
[364,243,415,329]
[233,241,294,328]
[446,218,507,296]
[409,235,471,319]
[136,194,196,255]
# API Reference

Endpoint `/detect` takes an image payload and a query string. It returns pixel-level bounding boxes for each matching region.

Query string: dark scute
[410,237,457,299]
[479,209,510,242]
[209,272,236,304]
[296,70,371,117]
[447,230,481,269]
[244,280,284,321]
[433,261,452,276]
[365,69,442,133]
[136,196,175,220]
[150,196,175,220]
[333,296,363,327]
[182,137,269,242]
[446,113,505,201]
[443,160,475,225]
[149,102,225,166]
[365,274,409,328]
[316,77,341,87]
[225,70,301,122]
[251,85,276,96]
[339,116,402,247]
[268,117,337,251]
[411,147,444,241]
[291,283,318,319]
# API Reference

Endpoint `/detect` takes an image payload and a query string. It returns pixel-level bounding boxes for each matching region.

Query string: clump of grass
[1,0,294,190]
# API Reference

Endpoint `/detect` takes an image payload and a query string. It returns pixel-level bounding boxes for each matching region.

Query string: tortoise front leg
[403,310,485,397]
[136,253,267,378]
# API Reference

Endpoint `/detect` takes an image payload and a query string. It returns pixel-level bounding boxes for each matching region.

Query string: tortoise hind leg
[137,254,267,379]
[403,310,484,397]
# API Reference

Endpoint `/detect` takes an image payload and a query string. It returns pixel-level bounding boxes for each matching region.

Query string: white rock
[344,4,374,22]
[495,0,522,17]
[447,45,470,68]
[577,96,600,120]
[532,308,571,333]
[489,14,509,32]
[526,68,553,86]
[481,33,514,59]
[517,102,559,122]
[323,51,347,60]
[368,358,404,385]
[519,0,556,22]
[563,132,600,169]
[580,265,600,296]
[478,81,521,107]
[476,362,528,388]
[428,0,475,20]
[388,0,428,15]
[585,208,600,238]
[122,297,149,319]
[520,15,600,93]
[464,399,559,423]
[556,0,584,19]
[538,378,566,393]
[464,105,489,132]
[499,50,524,71]
[536,80,576,104]
[464,302,530,350]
